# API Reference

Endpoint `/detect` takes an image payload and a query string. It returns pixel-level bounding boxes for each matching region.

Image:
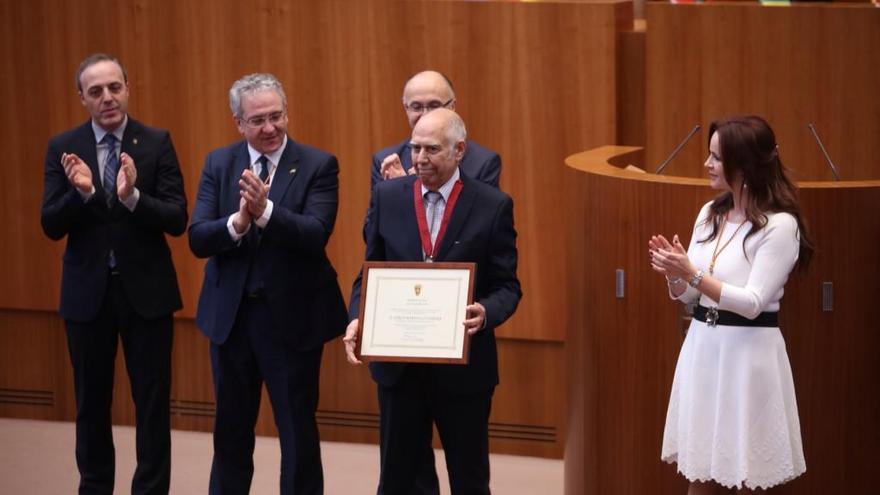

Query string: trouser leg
[209,300,263,495]
[120,305,173,495]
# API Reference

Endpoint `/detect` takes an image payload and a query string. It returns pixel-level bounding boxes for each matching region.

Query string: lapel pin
[132,138,138,145]
[290,168,297,175]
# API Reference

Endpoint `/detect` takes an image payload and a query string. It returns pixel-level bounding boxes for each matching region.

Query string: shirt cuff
[254,200,273,229]
[120,188,139,211]
[227,212,250,241]
[77,185,95,202]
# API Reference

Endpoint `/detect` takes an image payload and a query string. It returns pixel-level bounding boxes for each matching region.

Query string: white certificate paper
[357,262,475,363]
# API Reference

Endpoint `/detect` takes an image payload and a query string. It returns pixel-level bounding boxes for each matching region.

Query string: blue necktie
[258,155,270,183]
[244,156,270,294]
[102,133,119,203]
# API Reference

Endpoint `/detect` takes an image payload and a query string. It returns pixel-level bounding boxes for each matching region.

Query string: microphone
[806,123,840,181]
[655,124,701,175]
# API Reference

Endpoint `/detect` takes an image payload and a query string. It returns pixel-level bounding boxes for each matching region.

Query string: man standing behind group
[372,70,500,188]
[189,73,347,494]
[41,53,187,494]
[345,109,521,494]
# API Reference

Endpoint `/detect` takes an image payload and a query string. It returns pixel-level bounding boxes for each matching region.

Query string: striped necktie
[425,191,443,246]
[102,133,118,203]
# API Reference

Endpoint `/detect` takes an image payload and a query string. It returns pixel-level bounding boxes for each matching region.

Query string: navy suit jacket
[41,118,187,321]
[189,139,347,349]
[350,173,521,392]
[371,139,501,189]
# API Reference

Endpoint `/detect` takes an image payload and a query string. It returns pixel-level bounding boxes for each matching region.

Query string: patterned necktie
[258,155,270,183]
[102,133,118,203]
[425,191,443,246]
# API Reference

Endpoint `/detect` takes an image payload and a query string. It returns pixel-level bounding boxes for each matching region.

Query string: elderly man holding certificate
[344,108,521,495]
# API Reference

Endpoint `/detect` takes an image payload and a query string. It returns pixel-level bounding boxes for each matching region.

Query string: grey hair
[229,73,287,117]
[444,110,467,146]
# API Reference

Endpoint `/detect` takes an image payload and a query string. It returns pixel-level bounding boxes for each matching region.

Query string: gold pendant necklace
[709,213,746,275]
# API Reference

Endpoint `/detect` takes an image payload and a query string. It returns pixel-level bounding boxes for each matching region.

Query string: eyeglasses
[404,98,453,114]
[240,111,286,128]
[410,144,444,156]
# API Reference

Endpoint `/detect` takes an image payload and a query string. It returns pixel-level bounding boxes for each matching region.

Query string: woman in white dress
[648,116,814,494]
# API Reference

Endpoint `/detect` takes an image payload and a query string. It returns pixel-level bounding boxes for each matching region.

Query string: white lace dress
[661,202,806,489]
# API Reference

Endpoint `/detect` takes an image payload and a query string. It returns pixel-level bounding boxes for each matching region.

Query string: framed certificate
[356,261,476,364]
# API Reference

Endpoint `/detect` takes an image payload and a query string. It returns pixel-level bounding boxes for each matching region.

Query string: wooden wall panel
[645,3,880,181]
[0,311,74,421]
[0,311,565,457]
[617,24,646,147]
[0,0,632,344]
[565,147,880,494]
[1,0,633,460]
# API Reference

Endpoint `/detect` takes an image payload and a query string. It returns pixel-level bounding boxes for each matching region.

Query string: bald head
[401,70,457,128]
[410,109,467,190]
[413,108,466,146]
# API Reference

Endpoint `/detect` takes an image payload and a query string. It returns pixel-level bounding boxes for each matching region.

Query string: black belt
[693,304,778,327]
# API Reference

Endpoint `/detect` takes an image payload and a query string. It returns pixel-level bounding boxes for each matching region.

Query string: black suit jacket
[189,139,347,349]
[350,173,521,392]
[371,139,501,189]
[41,118,187,321]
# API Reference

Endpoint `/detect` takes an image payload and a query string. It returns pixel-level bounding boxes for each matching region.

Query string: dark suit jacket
[371,139,501,189]
[41,118,187,322]
[189,139,347,349]
[350,173,521,392]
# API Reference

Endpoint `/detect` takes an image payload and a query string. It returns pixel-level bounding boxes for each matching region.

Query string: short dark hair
[75,53,128,92]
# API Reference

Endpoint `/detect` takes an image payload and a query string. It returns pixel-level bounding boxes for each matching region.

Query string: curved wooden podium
[563,146,880,494]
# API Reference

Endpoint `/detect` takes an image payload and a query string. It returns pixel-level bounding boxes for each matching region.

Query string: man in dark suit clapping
[41,53,187,494]
[189,73,347,495]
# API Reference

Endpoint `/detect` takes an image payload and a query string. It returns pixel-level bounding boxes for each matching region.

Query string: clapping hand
[239,169,270,218]
[379,153,408,180]
[649,234,694,281]
[117,152,137,200]
[61,153,93,193]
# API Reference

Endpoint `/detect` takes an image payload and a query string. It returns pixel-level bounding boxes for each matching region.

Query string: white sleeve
[670,246,701,304]
[717,213,799,318]
[254,200,273,228]
[226,212,250,241]
[670,205,708,304]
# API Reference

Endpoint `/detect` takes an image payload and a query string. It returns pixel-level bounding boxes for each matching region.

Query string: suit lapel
[399,178,424,261]
[268,139,299,204]
[231,142,251,211]
[400,140,413,173]
[112,119,145,212]
[434,175,476,261]
[120,118,141,164]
